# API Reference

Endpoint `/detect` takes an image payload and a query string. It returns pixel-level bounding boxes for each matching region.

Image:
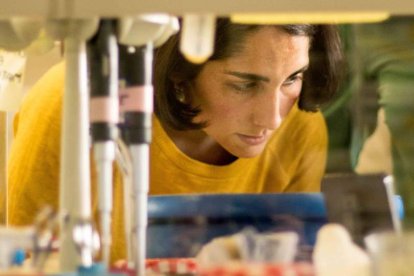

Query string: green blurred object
[324,17,414,228]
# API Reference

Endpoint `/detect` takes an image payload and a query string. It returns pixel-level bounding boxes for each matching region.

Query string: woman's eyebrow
[288,65,309,78]
[225,65,309,82]
[224,70,270,82]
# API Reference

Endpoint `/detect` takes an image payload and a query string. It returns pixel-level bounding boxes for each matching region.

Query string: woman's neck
[163,125,237,166]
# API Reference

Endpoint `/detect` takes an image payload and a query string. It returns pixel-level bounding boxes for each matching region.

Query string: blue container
[147,193,327,258]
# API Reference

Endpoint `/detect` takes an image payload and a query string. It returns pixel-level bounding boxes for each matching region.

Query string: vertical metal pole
[59,37,91,271]
[0,111,7,225]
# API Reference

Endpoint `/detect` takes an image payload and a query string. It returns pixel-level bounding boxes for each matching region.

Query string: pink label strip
[119,85,154,113]
[90,97,119,123]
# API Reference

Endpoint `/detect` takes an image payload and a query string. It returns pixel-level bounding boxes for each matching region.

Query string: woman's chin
[230,145,265,159]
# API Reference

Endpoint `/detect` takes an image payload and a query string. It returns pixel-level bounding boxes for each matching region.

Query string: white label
[0,50,26,111]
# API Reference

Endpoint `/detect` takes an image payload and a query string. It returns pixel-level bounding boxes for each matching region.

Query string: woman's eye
[283,74,303,86]
[228,82,258,92]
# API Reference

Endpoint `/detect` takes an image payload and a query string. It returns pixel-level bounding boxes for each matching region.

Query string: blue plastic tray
[147,193,327,258]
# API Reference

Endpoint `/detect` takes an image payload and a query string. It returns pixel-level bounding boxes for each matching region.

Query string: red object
[146,258,197,274]
[110,258,197,275]
[110,258,314,276]
[198,262,315,276]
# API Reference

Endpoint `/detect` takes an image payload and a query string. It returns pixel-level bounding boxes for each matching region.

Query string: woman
[7,18,343,262]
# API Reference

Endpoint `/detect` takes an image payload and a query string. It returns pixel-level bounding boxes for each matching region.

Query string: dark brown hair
[154,18,343,130]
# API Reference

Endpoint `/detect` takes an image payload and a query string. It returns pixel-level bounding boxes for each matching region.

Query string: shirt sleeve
[284,110,328,192]
[7,63,64,226]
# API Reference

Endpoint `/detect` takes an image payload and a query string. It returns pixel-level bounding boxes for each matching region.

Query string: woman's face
[190,26,310,158]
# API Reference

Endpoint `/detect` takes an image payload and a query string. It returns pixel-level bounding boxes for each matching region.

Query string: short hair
[154,17,344,130]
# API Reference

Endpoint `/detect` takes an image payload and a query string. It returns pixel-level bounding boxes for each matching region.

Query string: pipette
[117,15,178,276]
[118,43,153,276]
[87,19,119,266]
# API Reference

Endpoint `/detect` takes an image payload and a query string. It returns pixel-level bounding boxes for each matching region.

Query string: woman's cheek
[280,96,298,119]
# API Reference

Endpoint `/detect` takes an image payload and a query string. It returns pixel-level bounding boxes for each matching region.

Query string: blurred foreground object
[196,228,298,268]
[365,231,414,276]
[313,223,371,276]
[147,193,326,258]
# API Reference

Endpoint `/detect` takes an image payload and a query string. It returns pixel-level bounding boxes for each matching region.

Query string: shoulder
[280,104,326,138]
[19,62,64,120]
[23,62,65,106]
[13,62,65,141]
[267,104,327,152]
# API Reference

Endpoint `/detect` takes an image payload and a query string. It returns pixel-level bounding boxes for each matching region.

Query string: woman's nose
[252,91,283,130]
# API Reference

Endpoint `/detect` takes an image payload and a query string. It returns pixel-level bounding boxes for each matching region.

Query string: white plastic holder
[180,14,216,64]
[118,14,179,47]
[0,17,43,51]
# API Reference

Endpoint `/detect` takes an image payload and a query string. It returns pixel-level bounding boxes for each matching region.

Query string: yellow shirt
[8,62,327,262]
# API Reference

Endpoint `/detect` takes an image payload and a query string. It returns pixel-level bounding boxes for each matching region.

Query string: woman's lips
[237,133,266,146]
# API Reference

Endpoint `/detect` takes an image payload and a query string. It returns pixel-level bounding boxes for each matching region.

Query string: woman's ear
[169,73,191,104]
